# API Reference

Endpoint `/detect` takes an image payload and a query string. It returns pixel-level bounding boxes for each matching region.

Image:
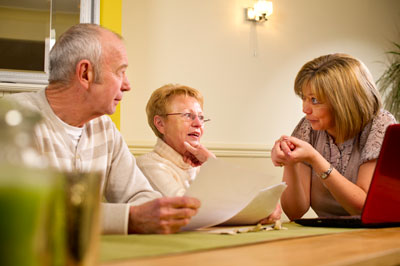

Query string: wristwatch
[318,165,333,179]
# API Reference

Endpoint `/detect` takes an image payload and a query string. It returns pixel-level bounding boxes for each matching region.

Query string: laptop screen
[361,124,400,225]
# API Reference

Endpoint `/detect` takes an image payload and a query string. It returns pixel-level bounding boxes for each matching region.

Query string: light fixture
[246,0,273,22]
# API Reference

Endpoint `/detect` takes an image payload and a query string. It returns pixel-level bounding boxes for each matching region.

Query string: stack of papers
[182,158,287,231]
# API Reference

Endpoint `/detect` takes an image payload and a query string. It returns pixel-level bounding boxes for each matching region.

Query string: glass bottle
[0,98,59,266]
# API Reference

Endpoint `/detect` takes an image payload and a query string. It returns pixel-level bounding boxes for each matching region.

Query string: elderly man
[6,24,200,234]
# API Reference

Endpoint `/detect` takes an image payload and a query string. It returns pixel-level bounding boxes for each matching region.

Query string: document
[222,182,287,225]
[181,158,286,231]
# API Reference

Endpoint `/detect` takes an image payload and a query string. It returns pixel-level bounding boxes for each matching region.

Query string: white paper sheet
[181,158,285,231]
[222,182,287,225]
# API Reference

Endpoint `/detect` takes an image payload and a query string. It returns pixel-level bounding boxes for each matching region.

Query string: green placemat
[100,223,362,262]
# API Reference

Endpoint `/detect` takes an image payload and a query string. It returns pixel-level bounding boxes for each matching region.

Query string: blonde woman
[272,54,397,220]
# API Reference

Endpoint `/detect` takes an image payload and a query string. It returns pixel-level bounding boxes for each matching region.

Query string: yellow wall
[100,0,122,129]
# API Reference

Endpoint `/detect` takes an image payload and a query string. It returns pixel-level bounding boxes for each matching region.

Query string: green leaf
[378,42,400,121]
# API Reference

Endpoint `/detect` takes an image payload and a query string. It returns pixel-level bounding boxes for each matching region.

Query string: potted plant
[377,42,400,121]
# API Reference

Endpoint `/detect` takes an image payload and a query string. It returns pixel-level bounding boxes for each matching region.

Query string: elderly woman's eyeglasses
[165,113,211,123]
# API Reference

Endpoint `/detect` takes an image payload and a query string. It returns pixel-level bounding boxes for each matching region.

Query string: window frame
[0,0,100,86]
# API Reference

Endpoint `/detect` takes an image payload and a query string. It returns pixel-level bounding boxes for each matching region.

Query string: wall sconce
[246,0,273,22]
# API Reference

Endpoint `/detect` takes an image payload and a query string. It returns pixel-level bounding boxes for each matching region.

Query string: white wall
[121,0,400,149]
[121,0,399,219]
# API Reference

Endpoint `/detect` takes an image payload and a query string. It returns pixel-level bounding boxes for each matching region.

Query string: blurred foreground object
[0,99,102,266]
[65,171,102,266]
[0,99,54,266]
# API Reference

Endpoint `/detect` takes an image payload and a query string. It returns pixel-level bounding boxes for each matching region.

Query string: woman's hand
[283,136,319,165]
[272,136,319,167]
[183,141,216,167]
[258,203,282,224]
[271,135,295,167]
[272,137,315,219]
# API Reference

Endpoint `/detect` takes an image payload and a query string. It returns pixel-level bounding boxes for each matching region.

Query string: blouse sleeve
[292,117,312,143]
[360,110,397,164]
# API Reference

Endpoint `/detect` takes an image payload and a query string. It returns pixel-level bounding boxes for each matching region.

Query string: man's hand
[128,196,201,234]
[183,141,216,167]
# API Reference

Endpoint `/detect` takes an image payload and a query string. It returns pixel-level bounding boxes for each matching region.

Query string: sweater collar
[154,138,193,170]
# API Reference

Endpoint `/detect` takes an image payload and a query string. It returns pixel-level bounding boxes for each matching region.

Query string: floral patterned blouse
[292,110,397,217]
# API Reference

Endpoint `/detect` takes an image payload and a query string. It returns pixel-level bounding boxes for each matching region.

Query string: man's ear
[154,115,165,135]
[76,59,94,89]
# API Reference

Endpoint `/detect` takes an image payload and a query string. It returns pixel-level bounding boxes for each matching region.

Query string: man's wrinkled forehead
[100,32,128,61]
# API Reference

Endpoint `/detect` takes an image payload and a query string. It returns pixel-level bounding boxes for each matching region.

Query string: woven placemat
[100,222,361,262]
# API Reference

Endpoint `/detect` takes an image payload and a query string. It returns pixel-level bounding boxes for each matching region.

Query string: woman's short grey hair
[48,24,104,84]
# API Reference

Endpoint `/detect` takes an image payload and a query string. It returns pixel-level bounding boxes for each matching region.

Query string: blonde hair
[146,84,204,139]
[294,53,382,143]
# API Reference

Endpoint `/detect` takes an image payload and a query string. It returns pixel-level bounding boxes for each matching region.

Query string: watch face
[320,166,333,179]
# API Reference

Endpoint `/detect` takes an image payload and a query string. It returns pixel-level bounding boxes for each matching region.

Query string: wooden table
[101,227,400,266]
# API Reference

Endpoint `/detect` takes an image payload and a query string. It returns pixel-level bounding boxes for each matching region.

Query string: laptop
[294,123,400,228]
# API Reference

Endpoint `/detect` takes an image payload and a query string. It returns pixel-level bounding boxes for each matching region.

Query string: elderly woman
[139,83,282,224]
[137,84,215,197]
[272,53,397,220]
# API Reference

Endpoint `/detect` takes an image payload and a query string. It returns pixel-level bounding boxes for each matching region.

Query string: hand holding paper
[182,158,287,231]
